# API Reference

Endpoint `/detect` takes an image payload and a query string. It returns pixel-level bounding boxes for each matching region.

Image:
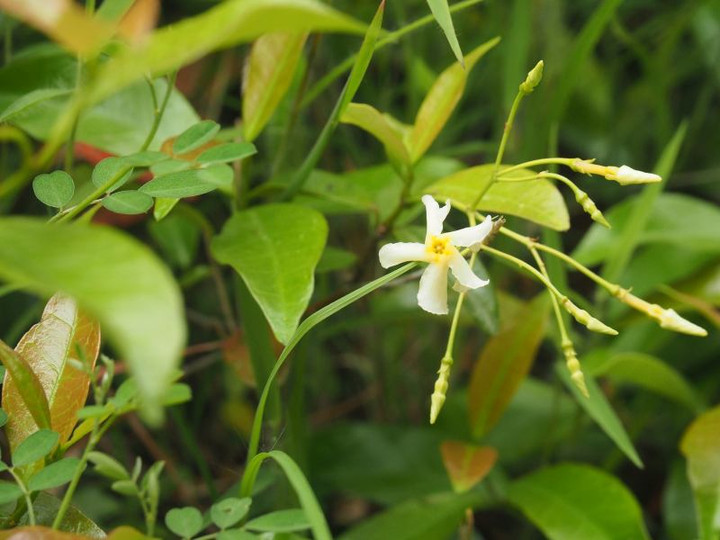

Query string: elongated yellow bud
[520,60,544,94]
[573,187,610,228]
[570,159,662,185]
[430,355,453,424]
[614,288,707,337]
[562,340,588,397]
[560,297,618,335]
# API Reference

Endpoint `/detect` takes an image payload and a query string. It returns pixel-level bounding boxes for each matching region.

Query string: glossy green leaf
[173,120,220,155]
[212,204,328,344]
[469,294,550,437]
[121,151,169,167]
[340,103,411,164]
[27,457,82,492]
[12,429,59,467]
[0,46,198,155]
[0,482,22,505]
[197,142,257,164]
[32,171,74,208]
[0,218,186,421]
[102,191,154,215]
[425,0,463,65]
[0,88,72,122]
[408,37,500,163]
[88,0,364,105]
[0,341,52,434]
[507,464,650,540]
[246,509,310,533]
[585,351,703,413]
[88,451,129,481]
[211,497,251,529]
[165,507,204,538]
[680,405,720,540]
[427,164,570,230]
[556,363,643,467]
[243,33,308,142]
[2,294,100,451]
[140,165,232,198]
[91,158,134,193]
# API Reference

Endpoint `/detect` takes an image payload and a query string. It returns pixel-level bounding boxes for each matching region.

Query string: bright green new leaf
[469,294,550,437]
[408,37,500,163]
[173,120,220,155]
[140,165,233,198]
[32,171,74,209]
[507,464,650,540]
[165,507,204,538]
[211,497,251,530]
[212,204,328,345]
[197,142,257,164]
[246,509,310,533]
[2,294,100,451]
[556,363,643,467]
[680,405,720,540]
[425,0,464,65]
[340,103,411,165]
[88,452,129,481]
[0,218,186,421]
[87,0,365,105]
[27,457,82,492]
[102,191,154,215]
[122,151,169,167]
[427,164,570,231]
[12,429,59,468]
[153,198,180,221]
[0,88,72,122]
[243,33,308,142]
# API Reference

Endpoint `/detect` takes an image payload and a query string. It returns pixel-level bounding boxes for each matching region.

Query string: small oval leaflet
[197,142,257,164]
[211,497,252,529]
[165,506,204,538]
[27,457,83,492]
[140,165,233,198]
[32,171,75,208]
[102,191,154,215]
[122,151,169,167]
[245,509,310,533]
[0,481,22,505]
[12,429,60,467]
[173,120,220,155]
[92,157,134,193]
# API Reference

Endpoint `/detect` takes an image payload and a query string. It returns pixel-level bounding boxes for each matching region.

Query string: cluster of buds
[430,355,453,424]
[562,339,589,397]
[570,159,662,186]
[613,288,708,336]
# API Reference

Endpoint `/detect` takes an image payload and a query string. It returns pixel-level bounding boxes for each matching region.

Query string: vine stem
[139,72,177,152]
[8,470,35,525]
[495,157,575,177]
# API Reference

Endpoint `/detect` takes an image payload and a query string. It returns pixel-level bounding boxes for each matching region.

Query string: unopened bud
[562,340,589,397]
[605,165,661,185]
[430,355,453,424]
[561,297,618,335]
[520,60,544,94]
[573,187,610,228]
[614,289,707,337]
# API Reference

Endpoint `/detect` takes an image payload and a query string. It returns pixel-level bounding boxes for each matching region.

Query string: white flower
[378,195,493,315]
[606,165,661,185]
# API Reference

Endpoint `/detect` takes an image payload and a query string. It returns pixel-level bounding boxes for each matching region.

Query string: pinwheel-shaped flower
[379,195,494,314]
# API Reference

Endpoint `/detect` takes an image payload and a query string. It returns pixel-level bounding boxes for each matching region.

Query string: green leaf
[246,509,309,533]
[211,497,251,529]
[427,164,570,231]
[440,442,497,494]
[163,383,192,406]
[555,363,643,467]
[32,171,75,208]
[165,507,204,538]
[507,464,650,540]
[212,204,328,345]
[339,491,489,540]
[12,429,59,467]
[316,246,357,273]
[0,341,52,434]
[112,479,139,497]
[102,191,154,215]
[16,492,105,533]
[173,120,220,155]
[243,33,308,142]
[680,405,720,540]
[87,1,364,105]
[585,351,704,413]
[469,294,550,437]
[2,294,100,451]
[0,481,22,505]
[663,461,699,540]
[153,198,180,221]
[88,451,130,481]
[0,218,186,421]
[197,142,257,164]
[340,103,411,165]
[140,165,232,198]
[27,457,82,492]
[407,37,500,163]
[92,158,134,193]
[0,88,72,122]
[122,151,169,167]
[425,0,463,65]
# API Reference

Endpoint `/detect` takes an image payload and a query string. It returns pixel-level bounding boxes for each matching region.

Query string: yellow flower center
[426,235,452,263]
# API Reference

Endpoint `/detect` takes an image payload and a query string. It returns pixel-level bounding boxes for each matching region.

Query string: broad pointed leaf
[212,204,328,344]
[425,0,464,65]
[3,294,100,451]
[341,103,411,165]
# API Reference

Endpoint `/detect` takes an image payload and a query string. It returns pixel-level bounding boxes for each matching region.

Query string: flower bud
[562,340,588,397]
[605,165,661,185]
[520,60,544,94]
[430,355,453,424]
[614,289,707,336]
[573,187,610,228]
[561,297,618,335]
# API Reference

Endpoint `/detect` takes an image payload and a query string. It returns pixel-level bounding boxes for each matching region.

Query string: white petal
[422,195,451,239]
[417,263,449,315]
[378,242,428,268]
[444,215,494,250]
[449,250,488,290]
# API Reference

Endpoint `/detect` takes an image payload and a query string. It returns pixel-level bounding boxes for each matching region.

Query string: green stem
[496,157,575,177]
[139,72,176,152]
[51,165,131,223]
[9,470,35,525]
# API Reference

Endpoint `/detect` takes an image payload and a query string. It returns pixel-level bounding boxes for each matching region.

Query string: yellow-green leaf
[243,33,308,142]
[440,441,497,494]
[426,164,570,231]
[425,0,463,64]
[2,294,100,452]
[340,103,411,165]
[407,37,500,163]
[468,294,550,437]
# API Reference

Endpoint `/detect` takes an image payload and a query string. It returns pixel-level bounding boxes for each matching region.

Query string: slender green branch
[51,165,131,223]
[8,470,35,525]
[139,72,177,152]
